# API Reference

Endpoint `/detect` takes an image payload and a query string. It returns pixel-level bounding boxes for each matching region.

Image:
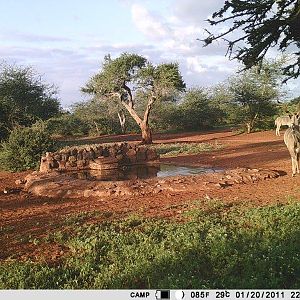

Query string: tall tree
[228,60,282,133]
[204,0,300,81]
[178,88,224,131]
[0,63,61,140]
[82,53,185,144]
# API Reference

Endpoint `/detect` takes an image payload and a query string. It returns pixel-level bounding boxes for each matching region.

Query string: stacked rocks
[39,143,160,173]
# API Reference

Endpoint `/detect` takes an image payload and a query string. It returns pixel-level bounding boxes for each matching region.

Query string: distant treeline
[0,59,299,171]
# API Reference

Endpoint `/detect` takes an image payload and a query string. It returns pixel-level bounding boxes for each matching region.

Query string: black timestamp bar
[235,291,285,299]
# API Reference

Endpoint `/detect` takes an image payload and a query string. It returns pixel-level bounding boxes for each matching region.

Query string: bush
[0,125,56,171]
[0,63,61,141]
[177,88,224,131]
[153,142,223,157]
[46,113,140,137]
[45,115,90,137]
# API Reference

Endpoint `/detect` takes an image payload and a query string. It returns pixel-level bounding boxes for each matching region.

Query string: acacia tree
[204,0,300,80]
[229,61,282,133]
[0,63,61,140]
[82,53,185,144]
[178,88,224,130]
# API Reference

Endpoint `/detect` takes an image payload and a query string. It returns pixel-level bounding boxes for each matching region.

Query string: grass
[152,142,223,157]
[0,200,299,289]
[56,141,223,156]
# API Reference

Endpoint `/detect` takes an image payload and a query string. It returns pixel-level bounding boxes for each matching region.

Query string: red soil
[1,129,299,261]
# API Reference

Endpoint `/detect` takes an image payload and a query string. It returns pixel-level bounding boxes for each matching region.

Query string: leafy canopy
[83,53,185,143]
[0,123,56,172]
[0,63,61,140]
[227,60,282,131]
[204,0,300,81]
[83,53,185,103]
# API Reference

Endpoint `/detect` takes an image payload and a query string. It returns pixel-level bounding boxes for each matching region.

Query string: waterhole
[67,164,223,181]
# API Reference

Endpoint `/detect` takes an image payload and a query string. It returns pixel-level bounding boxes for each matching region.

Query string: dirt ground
[1,129,300,261]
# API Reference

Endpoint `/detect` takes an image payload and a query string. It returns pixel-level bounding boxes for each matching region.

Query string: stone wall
[39,143,160,173]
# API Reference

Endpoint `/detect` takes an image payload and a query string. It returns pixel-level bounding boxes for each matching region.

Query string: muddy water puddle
[67,164,223,181]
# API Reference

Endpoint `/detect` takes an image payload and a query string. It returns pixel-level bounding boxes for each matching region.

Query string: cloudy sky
[1,0,299,107]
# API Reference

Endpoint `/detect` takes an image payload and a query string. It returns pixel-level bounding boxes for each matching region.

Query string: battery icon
[155,290,170,300]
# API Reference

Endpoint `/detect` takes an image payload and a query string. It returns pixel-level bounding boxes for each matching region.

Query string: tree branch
[143,94,156,124]
[121,101,142,125]
[122,82,134,108]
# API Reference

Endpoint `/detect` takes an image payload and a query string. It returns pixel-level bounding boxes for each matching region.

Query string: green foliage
[153,142,222,157]
[0,123,56,171]
[150,62,186,99]
[83,53,186,144]
[205,0,300,80]
[83,53,147,96]
[290,95,300,106]
[45,114,90,137]
[145,87,225,133]
[227,61,283,132]
[148,101,181,132]
[0,63,61,140]
[45,104,140,138]
[277,96,300,116]
[87,53,185,99]
[178,88,224,131]
[71,98,139,136]
[0,201,299,289]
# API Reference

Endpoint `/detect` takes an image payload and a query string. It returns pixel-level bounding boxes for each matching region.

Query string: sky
[0,0,299,108]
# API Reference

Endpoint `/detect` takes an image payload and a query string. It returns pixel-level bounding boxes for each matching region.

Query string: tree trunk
[118,87,155,144]
[93,121,100,135]
[140,122,152,144]
[247,113,258,133]
[117,111,126,134]
[246,122,252,134]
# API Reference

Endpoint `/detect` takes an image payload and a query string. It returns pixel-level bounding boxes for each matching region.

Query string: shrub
[153,142,223,157]
[0,125,56,171]
[45,115,90,137]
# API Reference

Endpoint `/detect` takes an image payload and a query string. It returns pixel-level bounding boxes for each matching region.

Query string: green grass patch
[153,142,223,157]
[0,200,299,289]
[54,141,224,160]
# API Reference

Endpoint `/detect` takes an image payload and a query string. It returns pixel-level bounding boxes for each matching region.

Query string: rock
[68,155,77,163]
[89,148,96,159]
[67,156,77,167]
[136,148,147,162]
[54,154,61,161]
[64,162,71,169]
[51,160,59,169]
[146,148,159,161]
[77,160,87,169]
[39,154,54,173]
[70,149,78,156]
[90,157,119,170]
[115,154,124,162]
[15,179,26,185]
[102,147,110,157]
[126,149,137,163]
[109,147,118,157]
[61,153,69,162]
[218,181,233,188]
[77,150,83,160]
[94,146,103,157]
[82,149,89,160]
